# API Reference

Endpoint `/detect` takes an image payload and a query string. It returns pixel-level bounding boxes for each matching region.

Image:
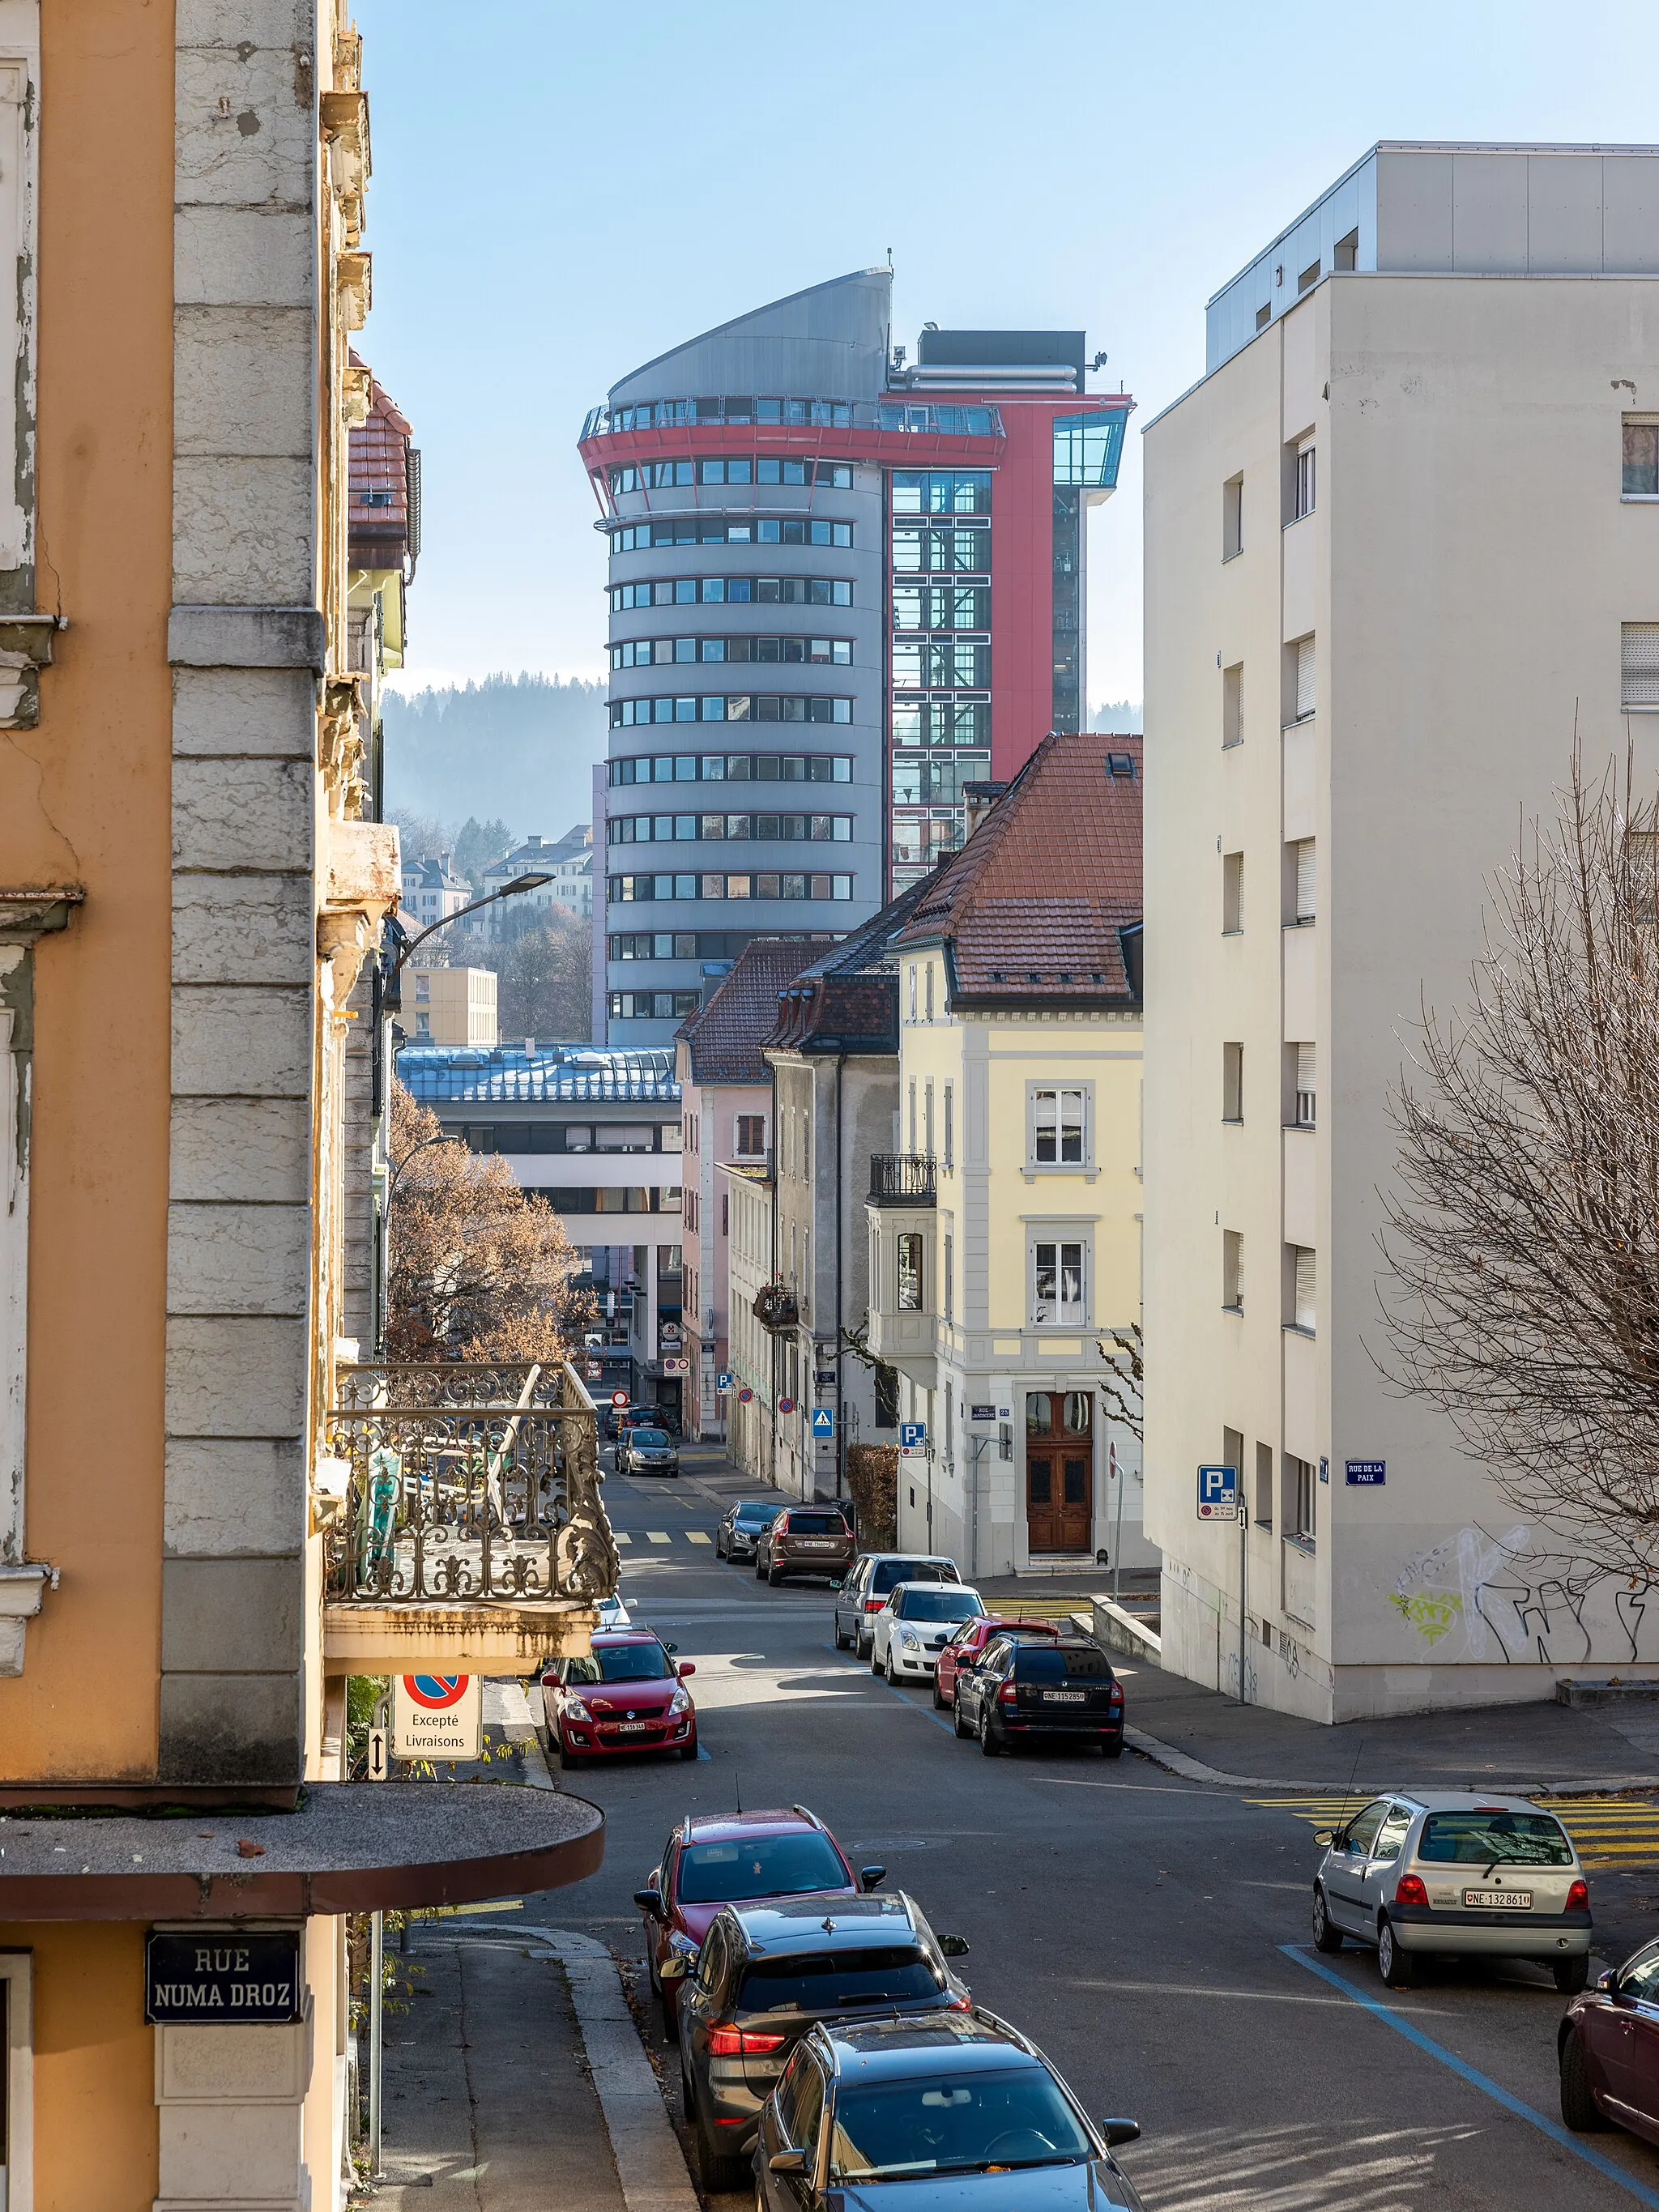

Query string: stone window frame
[1024,1080,1094,1174]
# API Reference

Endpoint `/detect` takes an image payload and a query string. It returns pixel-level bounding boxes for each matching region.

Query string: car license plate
[614,1722,650,1734]
[800,1540,835,1549]
[1464,1888,1530,1908]
[1043,1690,1085,1703]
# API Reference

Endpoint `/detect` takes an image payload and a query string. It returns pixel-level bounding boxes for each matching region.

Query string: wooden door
[1059,1452,1092,1551]
[1025,1392,1094,1555]
[1026,1455,1060,1551]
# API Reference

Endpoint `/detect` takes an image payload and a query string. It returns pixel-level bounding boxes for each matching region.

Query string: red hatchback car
[1560,1937,1659,2142]
[634,1807,885,2039]
[542,1630,697,1766]
[932,1615,1060,1709]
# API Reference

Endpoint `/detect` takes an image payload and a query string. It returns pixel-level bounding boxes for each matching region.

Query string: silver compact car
[1311,1791,1591,1991]
[620,1425,680,1477]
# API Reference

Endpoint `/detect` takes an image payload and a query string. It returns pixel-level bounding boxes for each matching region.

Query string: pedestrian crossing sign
[812,1408,834,1439]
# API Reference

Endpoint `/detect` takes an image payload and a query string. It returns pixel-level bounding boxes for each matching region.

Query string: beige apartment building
[406,962,499,1044]
[1144,143,1659,1720]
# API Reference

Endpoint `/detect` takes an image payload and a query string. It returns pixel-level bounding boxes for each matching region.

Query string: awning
[0,1783,603,1920]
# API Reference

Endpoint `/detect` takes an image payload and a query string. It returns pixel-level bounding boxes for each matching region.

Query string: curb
[1123,1724,1659,1799]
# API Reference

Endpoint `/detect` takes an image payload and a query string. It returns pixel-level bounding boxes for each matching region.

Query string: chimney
[962,780,1009,840]
[524,1037,535,1055]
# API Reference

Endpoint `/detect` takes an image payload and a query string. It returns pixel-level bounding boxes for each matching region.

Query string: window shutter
[1623,623,1659,708]
[1295,837,1316,921]
[1295,637,1316,718]
[1294,1245,1316,1331]
[1296,1042,1316,1093]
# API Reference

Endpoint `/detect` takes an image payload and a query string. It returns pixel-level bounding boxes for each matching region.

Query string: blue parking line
[1280,1945,1659,2209]
[825,1642,957,1737]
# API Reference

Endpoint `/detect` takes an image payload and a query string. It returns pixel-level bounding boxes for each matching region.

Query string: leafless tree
[1094,1325,1143,1443]
[1377,743,1659,1580]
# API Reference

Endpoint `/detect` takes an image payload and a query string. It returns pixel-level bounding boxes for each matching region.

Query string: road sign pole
[369,1686,388,2176]
[1239,1504,1247,1707]
[1110,1438,1124,1606]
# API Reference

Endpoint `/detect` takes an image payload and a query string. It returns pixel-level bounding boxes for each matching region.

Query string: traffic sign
[1196,1464,1239,1519]
[393,1673,482,1760]
[663,1356,689,1375]
[812,1408,834,1439]
[738,1386,754,1403]
[901,1421,927,1449]
[366,1727,389,1782]
[778,1396,795,1414]
[610,1389,629,1408]
[585,1362,602,1380]
[716,1370,733,1393]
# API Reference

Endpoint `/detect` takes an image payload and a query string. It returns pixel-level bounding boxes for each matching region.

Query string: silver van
[1311,1791,1591,1992]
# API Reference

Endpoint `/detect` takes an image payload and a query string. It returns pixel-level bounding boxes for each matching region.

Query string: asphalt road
[524,1452,1659,2212]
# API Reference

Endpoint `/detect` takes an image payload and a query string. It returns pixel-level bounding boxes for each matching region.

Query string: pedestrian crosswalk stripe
[1243,1792,1659,1869]
[613,1532,632,1546]
[647,1531,671,1545]
[686,1531,711,1544]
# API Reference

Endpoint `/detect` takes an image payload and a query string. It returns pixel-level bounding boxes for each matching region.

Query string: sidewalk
[1121,1657,1659,1795]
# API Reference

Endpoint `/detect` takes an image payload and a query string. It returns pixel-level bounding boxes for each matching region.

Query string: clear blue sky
[355,0,1657,707]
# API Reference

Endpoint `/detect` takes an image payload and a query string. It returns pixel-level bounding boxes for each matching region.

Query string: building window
[610,575,854,612]
[1222,1230,1243,1313]
[896,1232,924,1311]
[1031,1238,1085,1326]
[721,1191,728,1234]
[1622,622,1659,709]
[1290,437,1315,522]
[943,1232,954,1323]
[1222,1043,1243,1123]
[1623,418,1659,497]
[1334,228,1358,271]
[875,1362,899,1428]
[1292,1042,1316,1127]
[1287,1244,1316,1333]
[1287,634,1316,722]
[1030,1085,1087,1166]
[1223,1426,1245,1497]
[1290,837,1316,924]
[608,812,853,844]
[1222,474,1243,560]
[608,751,854,786]
[942,1082,954,1171]
[1286,1454,1316,1540]
[1222,662,1243,748]
[1298,258,1320,294]
[1255,302,1271,332]
[0,1951,31,2206]
[1222,850,1244,935]
[736,1115,765,1156]
[1254,1440,1274,1530]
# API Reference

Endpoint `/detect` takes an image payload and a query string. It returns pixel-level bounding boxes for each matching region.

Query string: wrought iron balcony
[321,1360,618,1669]
[868,1153,936,1204]
[753,1283,800,1332]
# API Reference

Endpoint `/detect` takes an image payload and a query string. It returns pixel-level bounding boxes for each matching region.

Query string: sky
[354,0,1658,708]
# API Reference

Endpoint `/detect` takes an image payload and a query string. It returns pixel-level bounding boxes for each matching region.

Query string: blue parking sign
[900,1421,927,1449]
[716,1371,732,1393]
[1196,1464,1239,1519]
[812,1408,834,1439]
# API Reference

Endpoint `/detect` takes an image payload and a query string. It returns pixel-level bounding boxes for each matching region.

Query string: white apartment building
[1144,143,1659,1722]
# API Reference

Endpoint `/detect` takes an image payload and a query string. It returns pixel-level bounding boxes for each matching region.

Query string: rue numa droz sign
[145,1931,302,2024]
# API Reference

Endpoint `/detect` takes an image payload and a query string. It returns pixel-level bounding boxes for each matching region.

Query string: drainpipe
[834,1052,845,1502]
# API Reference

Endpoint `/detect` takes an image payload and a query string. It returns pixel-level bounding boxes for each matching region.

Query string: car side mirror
[1597,1969,1616,1993]
[768,2150,807,2176]
[1312,1828,1335,1848]
[1102,2120,1140,2150]
[940,1933,970,1958]
[664,1642,679,1655]
[859,1865,886,1892]
[659,1950,695,1981]
[677,1660,696,1678]
[633,1887,666,1920]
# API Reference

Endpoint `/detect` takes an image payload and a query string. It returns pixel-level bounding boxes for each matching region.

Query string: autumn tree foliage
[386,1081,591,1364]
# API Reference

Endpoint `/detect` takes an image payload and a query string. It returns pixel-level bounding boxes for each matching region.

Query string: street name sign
[811,1408,834,1438]
[1346,1460,1386,1486]
[393,1673,482,1760]
[146,1932,302,2024]
[1196,1464,1239,1519]
[970,1404,996,1421]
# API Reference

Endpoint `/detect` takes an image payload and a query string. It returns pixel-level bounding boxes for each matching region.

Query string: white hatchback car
[870,1581,987,1684]
[1311,1790,1592,1992]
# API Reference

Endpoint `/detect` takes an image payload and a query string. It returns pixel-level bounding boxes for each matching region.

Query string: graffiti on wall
[1389,1524,1659,1665]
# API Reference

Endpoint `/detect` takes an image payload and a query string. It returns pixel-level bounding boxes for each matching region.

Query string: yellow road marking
[1243,1792,1659,1869]
[687,1531,712,1545]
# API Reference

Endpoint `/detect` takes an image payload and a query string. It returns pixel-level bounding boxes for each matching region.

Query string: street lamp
[386,870,553,992]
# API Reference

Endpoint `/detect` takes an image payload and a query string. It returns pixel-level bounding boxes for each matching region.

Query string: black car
[756,2012,1145,2212]
[718,1499,785,1562]
[954,1635,1124,1758]
[676,1890,970,2191]
[604,1400,656,1441]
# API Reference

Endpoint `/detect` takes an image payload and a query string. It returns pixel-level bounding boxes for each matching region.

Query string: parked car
[869,1582,987,1684]
[718,1499,786,1562]
[755,2013,1145,2212]
[604,1400,656,1441]
[1561,1936,1659,2138]
[954,1634,1124,1758]
[755,1505,855,1587]
[1310,1793,1590,1991]
[833,1554,962,1658]
[618,1424,680,1477]
[933,1616,1060,1710]
[676,1890,971,2190]
[634,1806,885,2042]
[541,1630,698,1765]
[596,1593,632,1631]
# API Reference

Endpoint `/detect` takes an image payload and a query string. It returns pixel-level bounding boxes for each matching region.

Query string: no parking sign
[393,1673,482,1760]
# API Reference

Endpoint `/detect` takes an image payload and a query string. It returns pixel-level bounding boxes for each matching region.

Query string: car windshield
[827,2067,1092,2180]
[872,1561,953,1594]
[736,1946,943,2017]
[902,1590,985,1623]
[1014,1646,1113,1681]
[595,1643,674,1683]
[1418,1811,1573,1866]
[676,1832,849,1904]
[633,1430,669,1448]
[789,1512,849,1536]
[734,1503,775,1526]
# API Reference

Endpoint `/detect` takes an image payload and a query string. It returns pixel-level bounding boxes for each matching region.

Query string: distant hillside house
[399,851,472,940]
[483,828,593,930]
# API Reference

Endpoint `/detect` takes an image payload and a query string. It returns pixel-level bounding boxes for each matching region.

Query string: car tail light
[1108,1686,1124,1704]
[1567,1879,1589,1912]
[706,2026,786,2055]
[1393,1874,1428,1907]
[864,1597,884,1613]
[998,1681,1018,1704]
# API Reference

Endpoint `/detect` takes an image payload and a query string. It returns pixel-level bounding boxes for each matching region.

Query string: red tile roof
[894,731,1142,1007]
[349,351,413,570]
[676,938,830,1085]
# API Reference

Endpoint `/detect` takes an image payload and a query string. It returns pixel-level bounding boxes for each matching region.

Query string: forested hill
[382,672,608,827]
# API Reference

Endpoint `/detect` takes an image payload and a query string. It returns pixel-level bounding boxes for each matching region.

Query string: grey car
[833,1553,961,1659]
[619,1425,680,1477]
[1311,1790,1592,1991]
[717,1499,783,1562]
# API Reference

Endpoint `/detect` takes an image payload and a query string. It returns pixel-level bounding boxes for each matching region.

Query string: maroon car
[932,1614,1060,1709]
[1560,1933,1659,2142]
[542,1630,697,1765]
[634,1806,884,2040]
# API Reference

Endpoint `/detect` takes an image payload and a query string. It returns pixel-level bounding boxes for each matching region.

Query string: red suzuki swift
[542,1631,697,1766]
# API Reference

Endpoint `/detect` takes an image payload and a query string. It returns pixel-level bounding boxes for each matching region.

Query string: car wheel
[1311,1886,1343,1954]
[659,1981,680,2045]
[1376,1917,1414,1988]
[714,1536,724,1558]
[1553,1955,1590,1996]
[979,1707,1003,1757]
[1560,2027,1606,2131]
[834,1617,851,1651]
[696,2115,745,2194]
[1101,1738,1124,1759]
[869,1641,884,1676]
[932,1674,947,1709]
[885,1648,898,1685]
[755,1555,767,1579]
[953,1697,971,1739]
[767,1566,783,1587]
